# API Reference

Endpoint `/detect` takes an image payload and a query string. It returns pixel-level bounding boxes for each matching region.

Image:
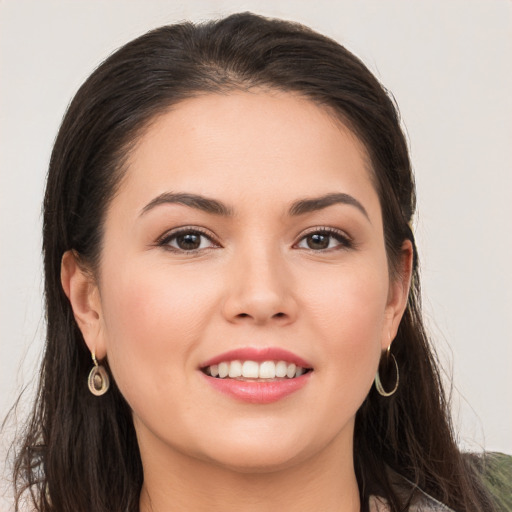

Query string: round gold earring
[374,346,399,397]
[87,351,110,396]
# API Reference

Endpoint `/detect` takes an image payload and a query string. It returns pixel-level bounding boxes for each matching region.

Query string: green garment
[482,452,512,512]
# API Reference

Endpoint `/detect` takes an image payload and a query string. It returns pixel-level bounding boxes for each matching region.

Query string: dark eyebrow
[289,193,370,221]
[140,192,233,217]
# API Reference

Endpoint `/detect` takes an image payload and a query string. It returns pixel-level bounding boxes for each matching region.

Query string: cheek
[98,259,218,406]
[300,261,388,397]
[303,260,389,339]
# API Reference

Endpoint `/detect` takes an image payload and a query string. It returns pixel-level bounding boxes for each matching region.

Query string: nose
[221,244,298,326]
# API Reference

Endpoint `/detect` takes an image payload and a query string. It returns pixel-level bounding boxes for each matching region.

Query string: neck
[138,432,360,512]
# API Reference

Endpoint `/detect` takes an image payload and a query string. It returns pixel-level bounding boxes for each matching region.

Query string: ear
[61,250,107,359]
[382,239,414,350]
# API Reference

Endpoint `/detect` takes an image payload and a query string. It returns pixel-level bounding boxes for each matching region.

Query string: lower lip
[201,372,312,404]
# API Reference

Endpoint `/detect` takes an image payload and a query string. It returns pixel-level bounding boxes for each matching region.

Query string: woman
[12,12,497,512]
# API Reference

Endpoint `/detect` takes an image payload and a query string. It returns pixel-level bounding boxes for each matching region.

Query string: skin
[62,90,412,511]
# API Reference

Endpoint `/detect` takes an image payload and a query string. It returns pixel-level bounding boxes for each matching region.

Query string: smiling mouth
[202,360,312,381]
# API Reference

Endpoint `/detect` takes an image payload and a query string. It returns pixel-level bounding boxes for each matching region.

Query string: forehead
[116,90,379,218]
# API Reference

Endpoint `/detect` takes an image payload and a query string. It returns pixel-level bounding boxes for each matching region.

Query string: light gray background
[1,0,511,507]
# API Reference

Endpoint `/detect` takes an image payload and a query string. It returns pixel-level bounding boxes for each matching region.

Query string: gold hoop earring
[374,347,399,397]
[87,351,110,396]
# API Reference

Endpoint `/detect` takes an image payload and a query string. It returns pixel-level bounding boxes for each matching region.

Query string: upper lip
[200,347,313,369]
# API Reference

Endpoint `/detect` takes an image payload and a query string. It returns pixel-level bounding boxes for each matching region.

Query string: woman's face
[73,90,410,472]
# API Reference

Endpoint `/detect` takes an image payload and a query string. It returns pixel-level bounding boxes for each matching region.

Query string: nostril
[235,312,286,320]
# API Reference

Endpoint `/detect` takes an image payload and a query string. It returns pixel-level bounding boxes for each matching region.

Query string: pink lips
[200,347,312,369]
[200,347,313,404]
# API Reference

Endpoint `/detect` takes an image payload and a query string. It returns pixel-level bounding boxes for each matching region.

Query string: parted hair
[12,12,495,512]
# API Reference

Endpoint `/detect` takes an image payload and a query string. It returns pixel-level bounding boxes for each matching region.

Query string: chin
[194,429,326,475]
[206,448,307,475]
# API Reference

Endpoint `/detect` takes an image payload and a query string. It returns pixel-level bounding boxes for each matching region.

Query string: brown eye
[159,229,217,252]
[306,233,330,250]
[296,229,352,251]
[176,233,202,250]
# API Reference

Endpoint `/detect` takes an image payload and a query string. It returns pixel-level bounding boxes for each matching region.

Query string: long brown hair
[11,12,495,511]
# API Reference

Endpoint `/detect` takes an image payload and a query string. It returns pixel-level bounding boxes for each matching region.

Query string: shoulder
[369,452,512,512]
[369,494,454,512]
[478,451,512,512]
[369,467,455,512]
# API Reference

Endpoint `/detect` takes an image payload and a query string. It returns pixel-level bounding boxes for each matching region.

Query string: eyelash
[156,227,220,254]
[294,227,353,252]
[156,226,353,254]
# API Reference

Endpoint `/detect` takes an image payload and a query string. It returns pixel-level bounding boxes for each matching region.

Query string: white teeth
[218,362,229,378]
[242,360,259,378]
[275,360,288,378]
[286,363,297,379]
[228,360,242,378]
[206,360,309,380]
[259,361,276,379]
